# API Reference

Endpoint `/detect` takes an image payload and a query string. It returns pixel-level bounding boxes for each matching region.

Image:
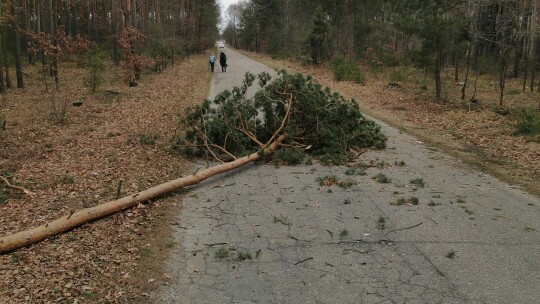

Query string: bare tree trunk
[23,0,34,64]
[523,50,528,91]
[4,46,11,88]
[499,53,507,106]
[12,0,24,88]
[513,0,530,78]
[0,135,285,254]
[454,52,459,82]
[435,43,443,100]
[531,45,537,91]
[0,38,5,93]
[461,46,471,102]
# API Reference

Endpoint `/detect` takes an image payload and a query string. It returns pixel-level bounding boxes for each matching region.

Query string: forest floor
[0,54,211,303]
[0,50,539,303]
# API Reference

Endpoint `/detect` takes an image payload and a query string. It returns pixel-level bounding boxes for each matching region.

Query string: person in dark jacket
[219,51,227,72]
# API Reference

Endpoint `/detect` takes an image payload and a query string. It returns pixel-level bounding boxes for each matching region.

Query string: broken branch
[0,134,286,254]
[1,176,34,197]
[386,222,423,234]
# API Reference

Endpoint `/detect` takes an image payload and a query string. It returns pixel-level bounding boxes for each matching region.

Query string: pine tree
[174,71,386,165]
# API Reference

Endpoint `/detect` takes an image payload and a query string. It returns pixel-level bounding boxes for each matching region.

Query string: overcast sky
[219,0,239,30]
[219,0,239,12]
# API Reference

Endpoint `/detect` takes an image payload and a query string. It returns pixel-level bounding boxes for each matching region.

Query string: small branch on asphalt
[386,222,423,234]
[211,182,235,189]
[204,242,228,246]
[294,257,313,265]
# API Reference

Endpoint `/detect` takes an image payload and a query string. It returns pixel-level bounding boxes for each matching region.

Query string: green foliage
[388,70,406,82]
[175,71,386,164]
[395,0,468,97]
[339,228,349,238]
[274,147,306,165]
[339,179,357,189]
[82,291,99,300]
[11,253,23,263]
[59,175,75,185]
[215,247,229,259]
[394,197,419,206]
[409,177,425,188]
[317,175,339,186]
[0,191,8,205]
[86,43,107,93]
[237,251,252,261]
[331,56,365,84]
[145,23,170,60]
[394,160,406,167]
[372,173,391,183]
[273,214,292,226]
[377,215,386,229]
[513,107,540,136]
[345,167,366,176]
[306,5,332,64]
[137,133,161,145]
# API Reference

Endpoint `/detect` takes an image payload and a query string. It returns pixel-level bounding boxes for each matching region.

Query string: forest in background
[223,0,540,104]
[0,0,538,105]
[0,0,221,93]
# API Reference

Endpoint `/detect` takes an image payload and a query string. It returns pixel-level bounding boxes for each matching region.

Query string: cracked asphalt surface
[156,47,540,303]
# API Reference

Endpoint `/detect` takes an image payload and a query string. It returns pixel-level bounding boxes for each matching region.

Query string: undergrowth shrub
[513,107,540,136]
[331,57,365,84]
[388,70,406,82]
[86,43,106,93]
[174,71,386,164]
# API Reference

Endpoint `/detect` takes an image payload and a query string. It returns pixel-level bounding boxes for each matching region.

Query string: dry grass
[0,54,211,303]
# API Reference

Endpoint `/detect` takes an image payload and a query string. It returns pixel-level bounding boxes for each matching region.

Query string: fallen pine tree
[0,70,386,253]
[173,70,387,164]
[0,135,285,253]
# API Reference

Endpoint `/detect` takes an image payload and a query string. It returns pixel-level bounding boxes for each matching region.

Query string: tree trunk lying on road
[0,134,285,254]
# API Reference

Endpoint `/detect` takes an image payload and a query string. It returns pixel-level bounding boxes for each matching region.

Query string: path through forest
[156,46,540,303]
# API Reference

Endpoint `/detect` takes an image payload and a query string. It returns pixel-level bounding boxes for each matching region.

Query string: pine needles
[174,70,386,164]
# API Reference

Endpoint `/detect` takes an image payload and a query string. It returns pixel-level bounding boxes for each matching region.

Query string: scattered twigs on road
[294,257,313,265]
[386,222,423,234]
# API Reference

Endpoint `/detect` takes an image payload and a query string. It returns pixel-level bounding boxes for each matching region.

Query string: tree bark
[0,134,285,254]
[12,0,25,88]
[0,37,4,93]
[435,43,443,100]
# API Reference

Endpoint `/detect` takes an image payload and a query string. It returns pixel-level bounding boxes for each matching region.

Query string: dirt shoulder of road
[240,51,540,198]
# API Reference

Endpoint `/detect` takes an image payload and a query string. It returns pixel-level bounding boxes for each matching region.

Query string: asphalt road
[156,46,540,304]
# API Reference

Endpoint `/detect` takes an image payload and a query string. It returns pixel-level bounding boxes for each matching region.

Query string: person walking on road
[209,52,216,72]
[219,51,227,72]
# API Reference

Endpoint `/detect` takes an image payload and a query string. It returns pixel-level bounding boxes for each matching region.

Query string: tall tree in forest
[193,0,220,52]
[396,0,466,100]
[11,0,24,88]
[0,34,4,93]
[494,1,519,105]
[223,4,241,48]
[306,5,332,65]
